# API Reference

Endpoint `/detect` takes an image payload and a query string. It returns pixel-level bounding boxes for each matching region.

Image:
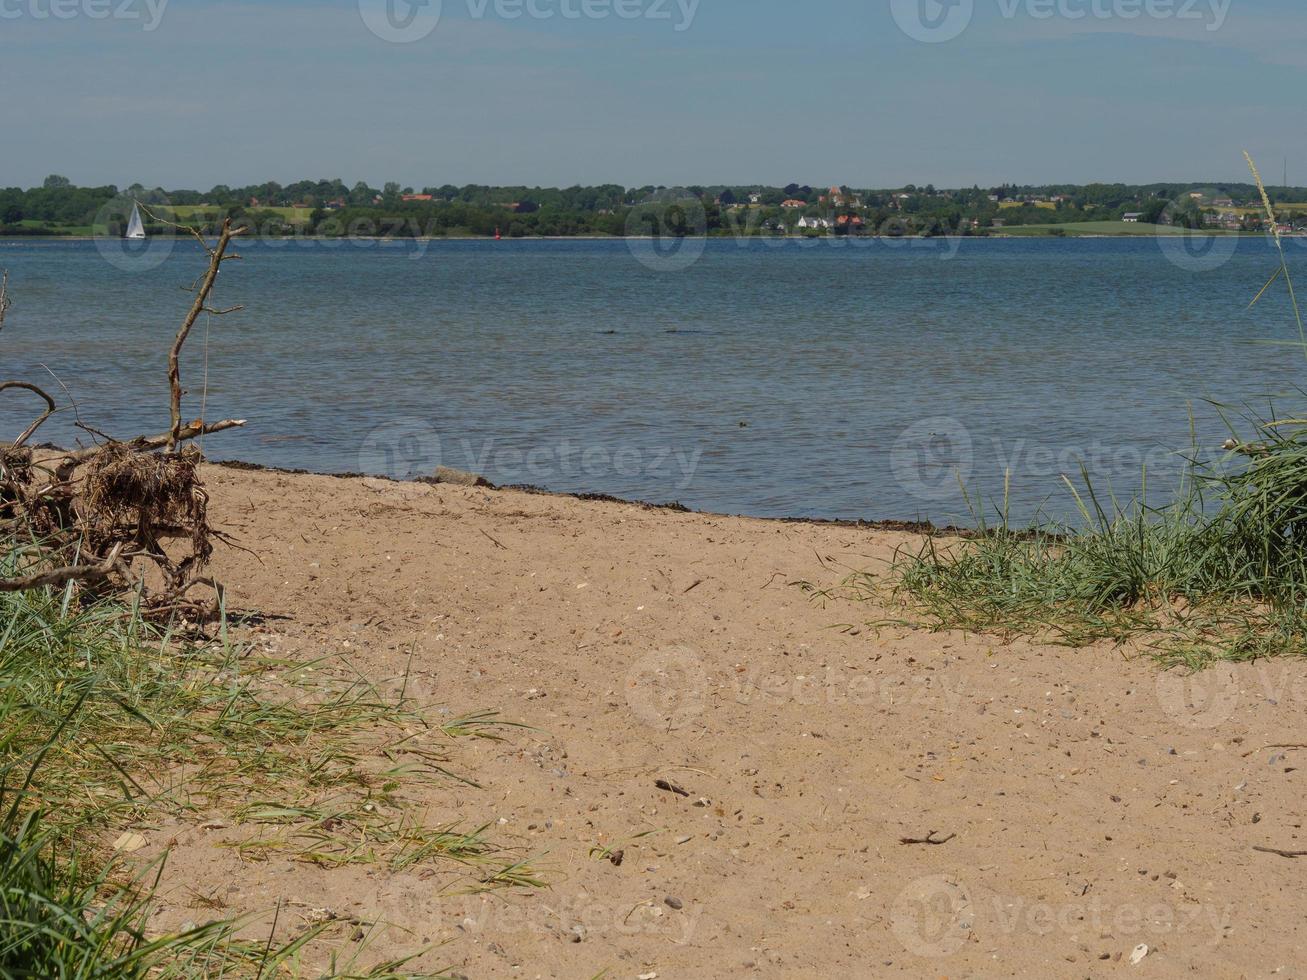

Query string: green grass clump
[0,545,531,976]
[876,153,1307,667]
[883,471,1307,666]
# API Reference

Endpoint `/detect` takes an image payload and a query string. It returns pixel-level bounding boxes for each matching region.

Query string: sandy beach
[121,463,1307,978]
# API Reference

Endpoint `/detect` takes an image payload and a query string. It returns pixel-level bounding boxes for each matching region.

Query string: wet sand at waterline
[138,465,1305,978]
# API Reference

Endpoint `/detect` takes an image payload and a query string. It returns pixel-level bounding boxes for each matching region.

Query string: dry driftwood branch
[167,217,247,451]
[64,419,247,464]
[0,381,58,448]
[0,543,124,594]
[0,270,10,331]
[0,229,250,620]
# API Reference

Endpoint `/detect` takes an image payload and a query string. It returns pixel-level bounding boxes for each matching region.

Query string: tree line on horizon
[4,174,1306,239]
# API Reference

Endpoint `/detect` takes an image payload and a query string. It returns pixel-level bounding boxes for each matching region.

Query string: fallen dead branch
[64,419,248,464]
[899,830,957,846]
[0,543,125,594]
[0,217,249,619]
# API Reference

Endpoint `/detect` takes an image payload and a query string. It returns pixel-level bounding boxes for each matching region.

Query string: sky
[1,0,1305,190]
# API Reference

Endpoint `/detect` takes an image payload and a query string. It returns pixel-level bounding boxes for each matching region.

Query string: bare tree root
[0,218,249,621]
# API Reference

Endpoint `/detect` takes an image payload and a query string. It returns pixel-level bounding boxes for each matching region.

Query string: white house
[796,216,831,230]
[1122,212,1143,223]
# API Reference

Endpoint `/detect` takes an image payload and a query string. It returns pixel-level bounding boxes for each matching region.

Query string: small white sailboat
[124,203,146,240]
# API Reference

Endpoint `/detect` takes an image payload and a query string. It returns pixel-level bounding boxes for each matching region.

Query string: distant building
[402,194,434,203]
[1122,212,1143,223]
[796,215,830,230]
[781,199,806,209]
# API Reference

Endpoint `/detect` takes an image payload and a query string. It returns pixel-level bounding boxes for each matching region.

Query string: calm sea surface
[2,235,1305,525]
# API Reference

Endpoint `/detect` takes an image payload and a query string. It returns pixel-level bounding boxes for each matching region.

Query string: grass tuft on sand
[869,153,1307,668]
[0,540,532,977]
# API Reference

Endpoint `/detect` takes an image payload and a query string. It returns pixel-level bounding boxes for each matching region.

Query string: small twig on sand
[1242,744,1307,759]
[480,529,507,550]
[683,579,704,594]
[900,831,957,846]
[655,779,690,798]
[1253,846,1307,859]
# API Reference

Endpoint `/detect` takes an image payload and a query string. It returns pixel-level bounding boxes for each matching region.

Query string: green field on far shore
[8,219,91,235]
[155,204,314,224]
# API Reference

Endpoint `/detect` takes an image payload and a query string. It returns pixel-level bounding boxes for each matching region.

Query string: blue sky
[1,0,1304,189]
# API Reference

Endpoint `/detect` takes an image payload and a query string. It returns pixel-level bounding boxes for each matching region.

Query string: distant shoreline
[0,231,1266,243]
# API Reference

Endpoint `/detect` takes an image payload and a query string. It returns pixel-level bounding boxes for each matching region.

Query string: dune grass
[873,153,1307,667]
[0,545,530,977]
[880,468,1307,667]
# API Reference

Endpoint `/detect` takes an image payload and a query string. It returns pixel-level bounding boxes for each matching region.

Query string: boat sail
[125,204,146,240]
